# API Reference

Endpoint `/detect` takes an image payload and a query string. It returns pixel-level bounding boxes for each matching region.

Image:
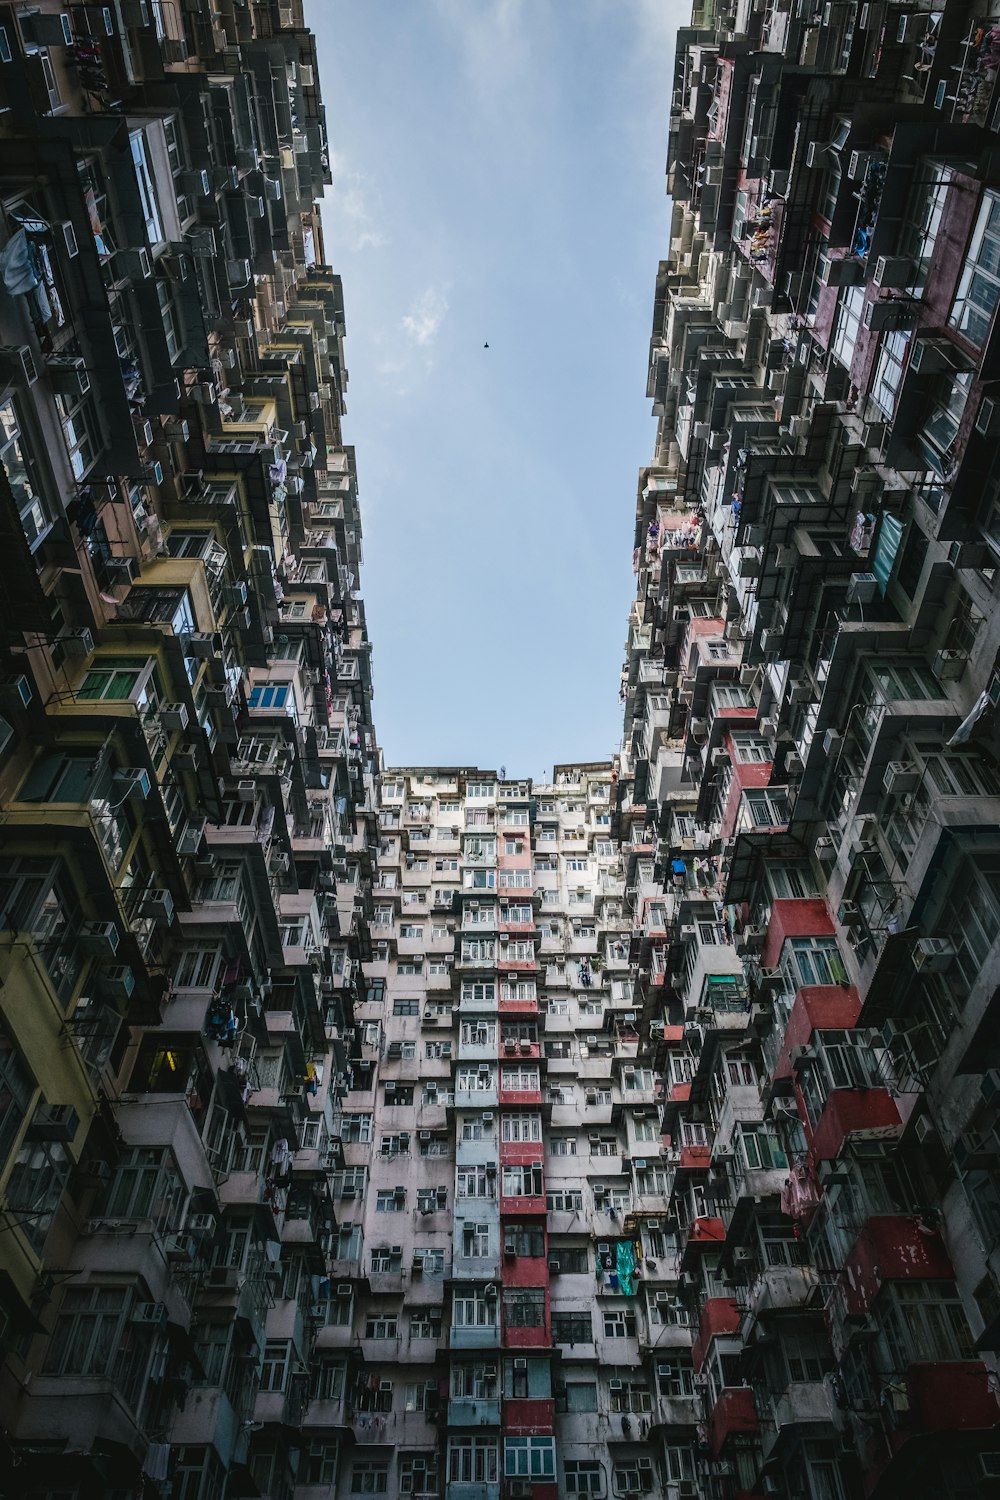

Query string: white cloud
[430,0,530,98]
[401,285,450,348]
[326,148,388,253]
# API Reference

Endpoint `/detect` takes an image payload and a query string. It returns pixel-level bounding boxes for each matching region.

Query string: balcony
[692,1297,741,1371]
[707,1386,759,1458]
[760,1380,838,1459]
[740,1264,822,1341]
[449,1319,500,1350]
[447,1395,501,1427]
[828,1216,954,1358]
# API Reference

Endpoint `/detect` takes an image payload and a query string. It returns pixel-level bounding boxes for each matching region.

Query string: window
[547,1189,583,1211]
[613,1457,655,1495]
[550,1135,577,1156]
[350,1461,389,1494]
[951,189,1000,347]
[503,1288,545,1327]
[451,1361,498,1399]
[456,1067,495,1094]
[453,1290,496,1327]
[504,1437,555,1478]
[502,1163,543,1197]
[376,1188,405,1212]
[552,1310,593,1344]
[785,937,848,988]
[737,1125,788,1171]
[43,1285,147,1410]
[447,1438,498,1485]
[729,729,772,763]
[106,1147,185,1234]
[504,1224,545,1257]
[461,978,496,1003]
[831,283,865,368]
[603,1308,636,1337]
[0,1023,34,1165]
[457,1164,495,1198]
[0,399,53,550]
[501,1113,542,1142]
[400,1454,439,1494]
[462,1222,491,1258]
[393,998,419,1016]
[248,682,289,710]
[609,1381,653,1414]
[363,1316,398,1339]
[502,1065,540,1090]
[565,1460,606,1495]
[409,1307,443,1339]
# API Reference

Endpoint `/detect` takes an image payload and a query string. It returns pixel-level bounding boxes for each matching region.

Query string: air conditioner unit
[847,572,878,605]
[759,628,782,654]
[160,702,189,732]
[79,920,120,958]
[27,1102,80,1143]
[0,344,39,386]
[100,965,135,1001]
[21,11,74,46]
[139,889,175,924]
[112,768,151,802]
[207,1266,240,1289]
[933,648,968,681]
[883,761,919,795]
[912,937,956,973]
[872,255,914,290]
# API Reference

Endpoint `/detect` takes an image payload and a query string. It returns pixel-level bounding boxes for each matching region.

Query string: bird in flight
[483,342,489,349]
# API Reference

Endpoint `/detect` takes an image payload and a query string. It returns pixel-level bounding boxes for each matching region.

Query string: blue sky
[308,0,681,779]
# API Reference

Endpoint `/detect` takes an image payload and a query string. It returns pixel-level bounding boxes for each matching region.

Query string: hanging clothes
[616,1240,636,1297]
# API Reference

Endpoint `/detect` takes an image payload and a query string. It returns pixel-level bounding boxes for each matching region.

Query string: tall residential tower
[3,1,1000,1499]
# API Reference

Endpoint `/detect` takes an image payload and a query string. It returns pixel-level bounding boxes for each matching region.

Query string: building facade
[0,3,380,1498]
[616,0,1000,1497]
[3,0,1000,1498]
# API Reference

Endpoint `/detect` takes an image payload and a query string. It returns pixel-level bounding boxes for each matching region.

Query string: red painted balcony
[503,1397,556,1434]
[810,1088,902,1163]
[707,1386,759,1458]
[774,985,861,1082]
[829,1216,954,1349]
[499,1086,543,1108]
[760,898,836,970]
[688,1216,726,1246]
[499,997,539,1016]
[692,1298,741,1373]
[679,1145,711,1170]
[669,1080,692,1105]
[500,1192,547,1217]
[906,1361,1000,1431]
[503,1321,550,1349]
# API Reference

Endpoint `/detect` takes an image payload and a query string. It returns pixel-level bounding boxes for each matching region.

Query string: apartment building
[5,0,1000,1498]
[0,3,383,1498]
[337,763,696,1500]
[614,0,1000,1497]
